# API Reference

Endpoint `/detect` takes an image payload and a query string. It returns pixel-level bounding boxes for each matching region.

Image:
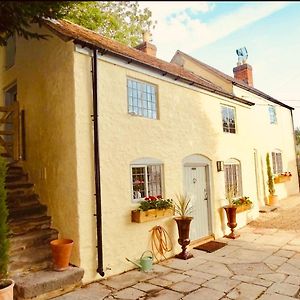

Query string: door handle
[204,189,208,201]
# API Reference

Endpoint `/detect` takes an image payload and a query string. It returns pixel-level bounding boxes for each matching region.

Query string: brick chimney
[233,63,253,87]
[135,31,157,57]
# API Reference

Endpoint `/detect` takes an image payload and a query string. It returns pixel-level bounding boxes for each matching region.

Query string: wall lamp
[216,161,224,172]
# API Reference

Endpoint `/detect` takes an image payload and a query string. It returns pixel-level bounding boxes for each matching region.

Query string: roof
[43,19,254,107]
[173,50,294,110]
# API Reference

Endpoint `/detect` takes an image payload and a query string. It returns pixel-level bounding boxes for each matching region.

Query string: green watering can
[126,250,153,272]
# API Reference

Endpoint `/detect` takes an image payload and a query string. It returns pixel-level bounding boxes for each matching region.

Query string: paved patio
[56,194,300,300]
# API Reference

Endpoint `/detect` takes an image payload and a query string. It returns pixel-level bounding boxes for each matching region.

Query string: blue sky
[139,1,300,128]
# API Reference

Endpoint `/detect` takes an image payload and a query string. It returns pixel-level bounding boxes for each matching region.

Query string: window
[131,159,162,202]
[221,105,236,133]
[127,78,157,119]
[224,159,242,197]
[268,105,277,124]
[5,35,16,69]
[272,151,283,174]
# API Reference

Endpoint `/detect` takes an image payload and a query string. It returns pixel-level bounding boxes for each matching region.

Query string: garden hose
[149,225,173,262]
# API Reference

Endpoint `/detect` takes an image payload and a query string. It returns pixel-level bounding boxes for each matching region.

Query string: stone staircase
[6,162,84,299]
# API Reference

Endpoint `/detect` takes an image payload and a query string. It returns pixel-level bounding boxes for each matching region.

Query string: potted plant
[173,194,193,260]
[131,195,174,223]
[266,153,278,206]
[223,185,240,239]
[0,156,14,299]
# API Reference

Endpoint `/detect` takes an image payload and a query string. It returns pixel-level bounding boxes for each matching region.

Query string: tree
[0,1,75,46]
[0,1,155,47]
[66,2,155,47]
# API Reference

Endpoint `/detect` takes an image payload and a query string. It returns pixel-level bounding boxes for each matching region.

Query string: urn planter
[174,217,193,260]
[223,205,240,239]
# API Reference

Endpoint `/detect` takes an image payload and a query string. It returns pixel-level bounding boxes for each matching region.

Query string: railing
[0,102,20,161]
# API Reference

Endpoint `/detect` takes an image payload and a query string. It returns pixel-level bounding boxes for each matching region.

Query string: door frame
[183,154,213,241]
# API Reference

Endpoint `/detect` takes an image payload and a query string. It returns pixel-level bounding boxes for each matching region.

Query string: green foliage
[232,196,253,206]
[0,1,75,46]
[65,1,155,47]
[174,194,193,217]
[295,127,300,146]
[225,184,236,206]
[138,196,173,211]
[266,153,275,196]
[0,1,155,47]
[0,156,8,279]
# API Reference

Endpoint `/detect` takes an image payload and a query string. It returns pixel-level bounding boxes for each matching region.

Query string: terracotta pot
[268,195,279,206]
[50,239,74,271]
[174,217,193,260]
[0,279,14,300]
[223,205,240,239]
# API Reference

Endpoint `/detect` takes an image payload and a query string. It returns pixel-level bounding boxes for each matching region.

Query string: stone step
[7,165,24,175]
[9,228,58,255]
[9,215,52,235]
[8,203,47,220]
[7,188,35,198]
[13,267,84,300]
[6,173,28,183]
[5,181,34,190]
[9,244,53,274]
[6,193,40,209]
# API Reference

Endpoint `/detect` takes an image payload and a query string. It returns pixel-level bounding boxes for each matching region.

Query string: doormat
[193,241,227,253]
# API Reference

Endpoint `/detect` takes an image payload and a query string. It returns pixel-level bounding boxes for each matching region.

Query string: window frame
[268,105,277,124]
[221,105,237,134]
[224,159,242,198]
[271,150,283,174]
[130,162,163,203]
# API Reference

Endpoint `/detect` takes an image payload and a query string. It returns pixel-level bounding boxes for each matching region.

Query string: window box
[236,203,252,213]
[131,208,174,223]
[274,175,291,184]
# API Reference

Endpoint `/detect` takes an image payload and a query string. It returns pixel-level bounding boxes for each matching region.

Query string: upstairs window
[224,159,242,198]
[272,150,283,174]
[268,105,277,124]
[222,105,236,133]
[5,35,16,69]
[131,158,163,203]
[127,78,157,119]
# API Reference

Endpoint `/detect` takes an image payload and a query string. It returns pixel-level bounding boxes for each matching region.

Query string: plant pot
[223,205,240,239]
[50,239,74,271]
[131,208,174,223]
[268,195,279,206]
[174,217,193,260]
[0,279,14,300]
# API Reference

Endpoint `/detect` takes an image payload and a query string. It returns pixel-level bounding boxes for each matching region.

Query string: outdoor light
[216,161,224,172]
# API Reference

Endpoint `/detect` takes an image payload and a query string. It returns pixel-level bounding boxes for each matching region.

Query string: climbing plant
[266,153,275,196]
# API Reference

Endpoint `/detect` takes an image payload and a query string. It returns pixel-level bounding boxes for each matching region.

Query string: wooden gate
[0,102,20,161]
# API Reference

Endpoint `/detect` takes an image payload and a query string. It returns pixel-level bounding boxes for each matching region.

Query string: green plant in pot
[223,185,240,239]
[173,194,193,260]
[266,153,278,206]
[0,156,14,299]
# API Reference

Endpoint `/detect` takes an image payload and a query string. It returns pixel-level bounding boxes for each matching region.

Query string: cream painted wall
[73,50,280,282]
[0,27,81,266]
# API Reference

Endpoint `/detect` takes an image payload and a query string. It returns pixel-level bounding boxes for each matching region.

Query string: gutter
[91,48,105,277]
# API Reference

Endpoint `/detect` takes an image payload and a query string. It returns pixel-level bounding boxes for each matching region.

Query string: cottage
[0,19,298,298]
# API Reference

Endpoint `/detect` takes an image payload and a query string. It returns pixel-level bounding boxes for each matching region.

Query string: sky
[139,1,300,129]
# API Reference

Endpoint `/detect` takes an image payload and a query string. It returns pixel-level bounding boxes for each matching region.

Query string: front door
[184,166,210,241]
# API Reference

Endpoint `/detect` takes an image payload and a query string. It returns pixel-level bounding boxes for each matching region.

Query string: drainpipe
[291,109,300,192]
[91,48,105,277]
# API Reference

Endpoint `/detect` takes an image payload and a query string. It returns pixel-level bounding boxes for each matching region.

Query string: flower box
[274,176,291,184]
[236,203,252,213]
[131,208,174,223]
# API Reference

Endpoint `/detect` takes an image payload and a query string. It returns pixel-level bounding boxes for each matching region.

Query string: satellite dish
[236,47,248,65]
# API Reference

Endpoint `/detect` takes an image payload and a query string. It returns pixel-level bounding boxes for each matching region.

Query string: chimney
[135,31,157,57]
[233,63,253,87]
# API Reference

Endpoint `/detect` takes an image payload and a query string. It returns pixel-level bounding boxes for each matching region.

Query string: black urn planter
[223,205,240,239]
[174,217,193,260]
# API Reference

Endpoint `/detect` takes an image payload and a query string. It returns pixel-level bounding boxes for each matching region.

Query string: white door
[184,166,210,241]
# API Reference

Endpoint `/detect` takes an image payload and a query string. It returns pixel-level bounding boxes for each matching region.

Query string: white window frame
[268,105,277,124]
[224,158,242,198]
[271,150,283,174]
[130,158,163,203]
[221,105,236,134]
[127,78,158,119]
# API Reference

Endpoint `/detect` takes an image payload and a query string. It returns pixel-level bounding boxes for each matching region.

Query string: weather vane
[236,47,248,65]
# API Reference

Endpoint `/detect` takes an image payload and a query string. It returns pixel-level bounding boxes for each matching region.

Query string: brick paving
[55,194,300,300]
